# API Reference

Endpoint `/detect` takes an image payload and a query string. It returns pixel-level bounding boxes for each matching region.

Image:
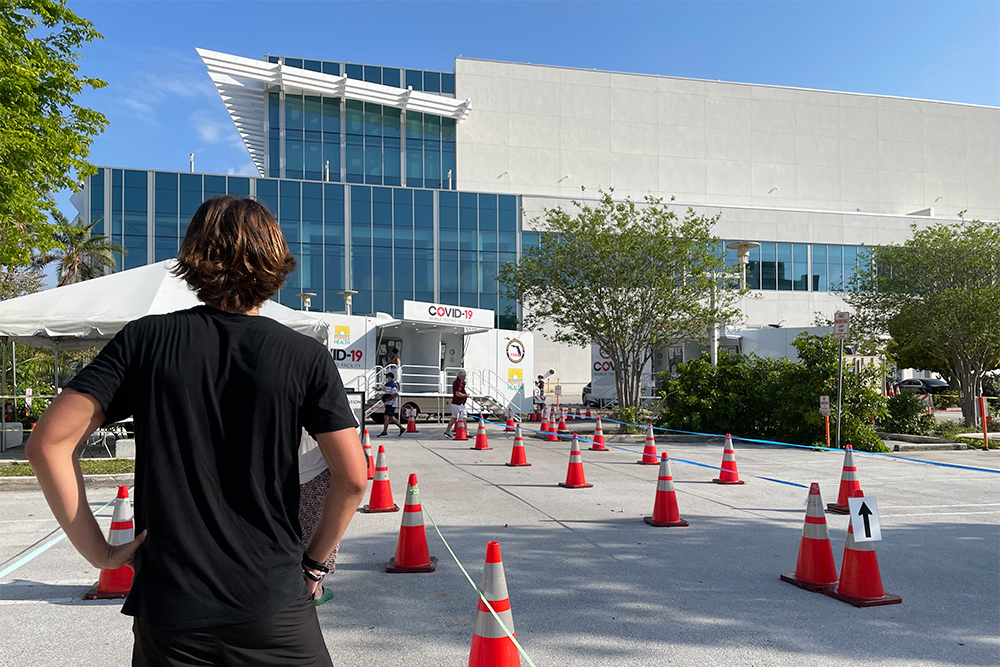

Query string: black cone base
[780,572,838,592]
[386,556,438,573]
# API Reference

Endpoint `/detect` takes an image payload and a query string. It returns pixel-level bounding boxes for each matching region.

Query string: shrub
[881,393,936,435]
[658,333,889,452]
[934,392,960,409]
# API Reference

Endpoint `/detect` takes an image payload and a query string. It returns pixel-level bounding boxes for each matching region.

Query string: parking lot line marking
[881,511,1000,517]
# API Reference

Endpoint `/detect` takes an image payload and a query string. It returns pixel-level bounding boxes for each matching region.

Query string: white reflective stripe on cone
[845,526,876,552]
[401,509,424,527]
[474,606,516,639]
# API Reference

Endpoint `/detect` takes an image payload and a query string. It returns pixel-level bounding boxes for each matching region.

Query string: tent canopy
[0,260,328,350]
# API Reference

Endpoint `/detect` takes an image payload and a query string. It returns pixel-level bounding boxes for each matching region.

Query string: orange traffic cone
[780,482,838,592]
[559,435,593,488]
[575,408,582,420]
[643,453,689,527]
[827,444,860,514]
[539,408,549,435]
[585,407,592,418]
[824,490,902,607]
[713,434,745,484]
[590,417,608,451]
[386,473,437,573]
[505,407,516,432]
[546,408,559,441]
[363,445,400,513]
[468,542,521,667]
[506,425,531,467]
[556,409,568,432]
[362,429,375,480]
[455,412,469,441]
[638,424,658,465]
[83,485,134,599]
[473,417,492,450]
[406,407,419,433]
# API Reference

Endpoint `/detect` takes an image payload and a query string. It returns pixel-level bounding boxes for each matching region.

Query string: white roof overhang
[196,48,472,177]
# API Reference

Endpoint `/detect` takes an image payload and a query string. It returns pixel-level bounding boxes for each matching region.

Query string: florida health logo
[334,325,351,346]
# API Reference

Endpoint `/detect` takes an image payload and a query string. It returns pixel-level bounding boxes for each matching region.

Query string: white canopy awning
[0,260,328,350]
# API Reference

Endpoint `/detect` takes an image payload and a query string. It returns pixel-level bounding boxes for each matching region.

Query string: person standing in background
[377,372,405,437]
[443,370,469,438]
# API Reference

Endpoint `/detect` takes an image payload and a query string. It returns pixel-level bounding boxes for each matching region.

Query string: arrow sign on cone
[848,494,882,542]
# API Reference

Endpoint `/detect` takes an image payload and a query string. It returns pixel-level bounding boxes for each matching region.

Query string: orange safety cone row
[559,435,593,489]
[827,444,860,514]
[406,407,419,433]
[713,434,746,484]
[363,445,400,513]
[362,429,375,480]
[386,473,437,573]
[557,409,568,432]
[780,482,838,592]
[505,407,516,432]
[473,417,492,451]
[824,490,902,607]
[455,412,469,441]
[468,541,521,667]
[590,417,608,451]
[638,424,659,465]
[83,486,134,599]
[506,425,531,467]
[643,453,689,527]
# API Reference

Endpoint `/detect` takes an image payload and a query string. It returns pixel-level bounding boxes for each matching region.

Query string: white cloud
[190,110,244,149]
[227,163,260,177]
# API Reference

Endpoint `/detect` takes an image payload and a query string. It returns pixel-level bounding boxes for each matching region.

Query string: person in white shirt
[377,372,405,437]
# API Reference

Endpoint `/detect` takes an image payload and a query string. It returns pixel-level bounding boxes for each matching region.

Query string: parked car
[898,378,950,395]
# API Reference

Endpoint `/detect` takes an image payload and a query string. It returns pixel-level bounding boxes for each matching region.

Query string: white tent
[0,260,328,350]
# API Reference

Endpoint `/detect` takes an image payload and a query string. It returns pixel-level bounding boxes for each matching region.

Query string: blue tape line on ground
[0,487,129,580]
[597,418,1000,475]
[482,419,808,489]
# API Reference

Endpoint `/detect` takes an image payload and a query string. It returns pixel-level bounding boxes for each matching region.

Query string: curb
[0,473,134,491]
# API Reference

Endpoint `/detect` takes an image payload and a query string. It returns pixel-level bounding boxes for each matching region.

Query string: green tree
[844,218,1000,427]
[499,189,741,410]
[0,0,108,269]
[53,215,123,285]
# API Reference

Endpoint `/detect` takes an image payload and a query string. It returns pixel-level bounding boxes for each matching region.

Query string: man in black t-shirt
[27,196,368,666]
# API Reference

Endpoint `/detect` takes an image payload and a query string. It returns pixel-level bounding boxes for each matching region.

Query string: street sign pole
[836,338,844,450]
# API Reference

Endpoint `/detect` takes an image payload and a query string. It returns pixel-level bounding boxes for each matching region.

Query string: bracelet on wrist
[302,554,330,574]
[302,568,325,582]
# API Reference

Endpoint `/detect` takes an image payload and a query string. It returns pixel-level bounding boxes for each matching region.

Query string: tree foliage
[658,333,888,452]
[844,218,1000,427]
[499,190,741,409]
[0,0,107,268]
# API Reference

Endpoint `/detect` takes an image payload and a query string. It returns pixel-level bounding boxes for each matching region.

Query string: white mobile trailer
[312,301,533,424]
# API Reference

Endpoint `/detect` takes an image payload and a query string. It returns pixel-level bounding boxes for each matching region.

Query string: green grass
[0,459,135,477]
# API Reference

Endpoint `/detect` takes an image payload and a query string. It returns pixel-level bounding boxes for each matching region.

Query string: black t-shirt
[67,305,357,630]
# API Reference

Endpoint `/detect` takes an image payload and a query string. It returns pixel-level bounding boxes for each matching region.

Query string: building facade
[76,49,1000,389]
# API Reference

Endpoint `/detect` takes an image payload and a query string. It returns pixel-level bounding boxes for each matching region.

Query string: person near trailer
[25,195,368,666]
[377,372,405,437]
[443,369,469,438]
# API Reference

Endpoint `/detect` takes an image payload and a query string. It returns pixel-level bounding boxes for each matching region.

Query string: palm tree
[53,216,125,286]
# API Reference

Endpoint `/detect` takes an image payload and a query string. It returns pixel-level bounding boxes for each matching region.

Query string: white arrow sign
[848,495,882,542]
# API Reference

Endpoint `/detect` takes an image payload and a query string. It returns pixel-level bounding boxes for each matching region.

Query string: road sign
[820,395,830,416]
[833,311,850,340]
[834,311,850,323]
[24,388,32,408]
[554,384,562,397]
[848,495,882,542]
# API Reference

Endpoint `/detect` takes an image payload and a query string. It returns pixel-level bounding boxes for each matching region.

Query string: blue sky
[62,0,999,214]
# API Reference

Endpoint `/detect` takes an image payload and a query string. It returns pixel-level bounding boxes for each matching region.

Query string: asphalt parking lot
[1,424,998,666]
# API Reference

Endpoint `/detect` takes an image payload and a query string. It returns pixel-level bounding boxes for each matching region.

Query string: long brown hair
[173,196,295,312]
